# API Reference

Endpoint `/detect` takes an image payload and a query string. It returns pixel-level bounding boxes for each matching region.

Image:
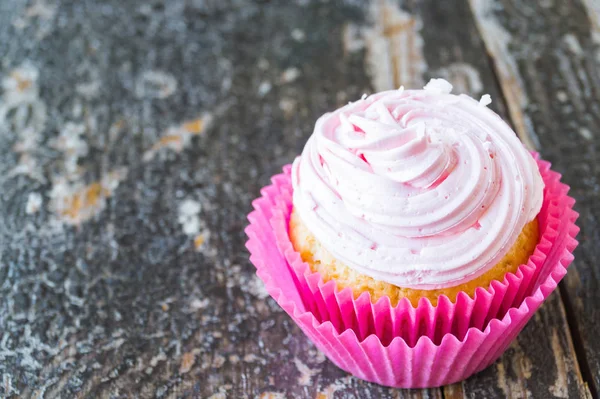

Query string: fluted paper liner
[245,155,578,388]
[270,156,572,343]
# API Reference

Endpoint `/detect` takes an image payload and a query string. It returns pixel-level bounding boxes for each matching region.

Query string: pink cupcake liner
[267,155,574,345]
[245,155,578,388]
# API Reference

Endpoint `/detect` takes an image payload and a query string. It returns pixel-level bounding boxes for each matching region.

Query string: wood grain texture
[470,0,600,397]
[0,0,440,397]
[404,0,590,397]
[459,292,591,399]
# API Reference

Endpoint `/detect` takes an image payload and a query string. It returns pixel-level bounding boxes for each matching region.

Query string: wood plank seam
[467,1,596,398]
[467,0,540,151]
[572,2,600,397]
[559,284,598,399]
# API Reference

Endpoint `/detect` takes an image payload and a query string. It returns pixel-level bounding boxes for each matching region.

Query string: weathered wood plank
[469,0,600,396]
[457,292,591,399]
[329,1,580,397]
[0,0,593,398]
[382,0,590,397]
[0,0,442,398]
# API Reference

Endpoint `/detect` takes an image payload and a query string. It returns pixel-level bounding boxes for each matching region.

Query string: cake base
[289,209,539,307]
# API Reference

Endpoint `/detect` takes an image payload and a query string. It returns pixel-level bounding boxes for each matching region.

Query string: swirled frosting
[291,79,544,289]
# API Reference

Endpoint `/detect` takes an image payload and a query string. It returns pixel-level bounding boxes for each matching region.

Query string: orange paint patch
[182,118,204,134]
[51,169,127,225]
[10,71,33,92]
[153,135,183,150]
[61,182,110,220]
[159,135,183,145]
[383,19,416,37]
[259,393,285,399]
[194,234,205,250]
[143,117,208,161]
[179,352,195,374]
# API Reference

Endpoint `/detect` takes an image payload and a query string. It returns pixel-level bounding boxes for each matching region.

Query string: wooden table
[0,0,598,397]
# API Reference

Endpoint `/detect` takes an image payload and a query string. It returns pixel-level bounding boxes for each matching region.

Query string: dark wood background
[0,0,598,398]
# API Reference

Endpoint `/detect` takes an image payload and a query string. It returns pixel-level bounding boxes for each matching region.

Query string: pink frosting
[291,79,544,289]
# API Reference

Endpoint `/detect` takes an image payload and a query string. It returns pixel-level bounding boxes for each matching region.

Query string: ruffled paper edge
[245,156,578,387]
[263,155,576,344]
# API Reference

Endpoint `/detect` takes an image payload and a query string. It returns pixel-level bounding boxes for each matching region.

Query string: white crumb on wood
[25,192,43,214]
[178,199,202,236]
[556,91,568,102]
[293,357,319,386]
[291,29,306,42]
[563,33,583,55]
[281,67,301,83]
[149,352,167,367]
[190,298,210,309]
[258,81,272,97]
[246,275,269,299]
[279,98,297,116]
[135,70,178,99]
[179,199,201,215]
[579,128,593,140]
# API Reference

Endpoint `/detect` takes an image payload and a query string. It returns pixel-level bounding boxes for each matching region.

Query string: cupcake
[246,78,578,388]
[289,79,544,307]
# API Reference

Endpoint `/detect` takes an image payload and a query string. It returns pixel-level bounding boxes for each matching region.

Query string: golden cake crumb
[289,209,539,307]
